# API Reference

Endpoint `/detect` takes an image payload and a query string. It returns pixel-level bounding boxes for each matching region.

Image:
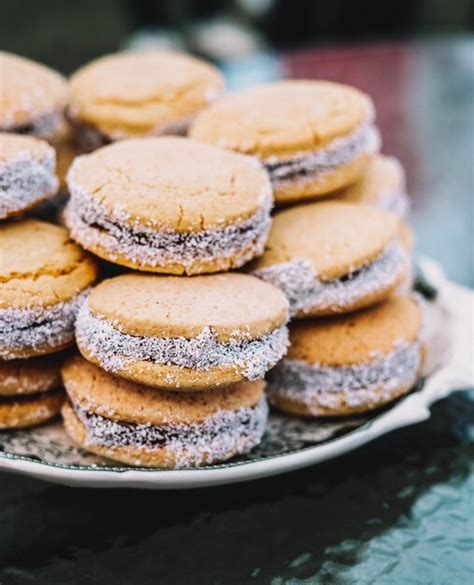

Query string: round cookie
[267,295,424,417]
[251,201,407,318]
[62,356,268,468]
[0,219,98,359]
[0,52,67,139]
[190,80,380,204]
[0,353,63,396]
[0,390,64,429]
[67,50,224,150]
[65,137,273,274]
[0,133,59,219]
[333,154,409,218]
[75,272,289,390]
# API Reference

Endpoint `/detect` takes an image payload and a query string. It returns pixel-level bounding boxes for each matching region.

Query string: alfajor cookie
[0,133,59,219]
[67,50,224,150]
[65,137,273,274]
[0,353,63,396]
[190,80,380,204]
[0,52,67,139]
[251,201,407,318]
[0,219,97,359]
[62,356,268,468]
[267,295,424,417]
[333,154,409,218]
[0,353,64,429]
[75,273,289,390]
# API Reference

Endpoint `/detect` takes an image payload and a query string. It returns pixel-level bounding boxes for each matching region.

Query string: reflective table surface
[1,38,473,585]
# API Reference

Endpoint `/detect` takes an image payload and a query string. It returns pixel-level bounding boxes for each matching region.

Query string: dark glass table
[1,38,473,585]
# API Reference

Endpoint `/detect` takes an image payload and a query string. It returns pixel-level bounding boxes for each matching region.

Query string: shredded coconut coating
[65,180,273,274]
[0,289,90,360]
[5,112,63,140]
[254,241,405,317]
[267,342,421,412]
[264,123,380,187]
[69,115,191,151]
[76,301,289,381]
[0,150,58,218]
[73,396,268,468]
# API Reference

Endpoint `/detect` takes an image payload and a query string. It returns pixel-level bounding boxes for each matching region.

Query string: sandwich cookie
[0,219,98,359]
[0,354,64,429]
[0,52,67,139]
[334,154,409,217]
[75,273,289,390]
[0,133,59,219]
[67,50,224,150]
[251,201,407,318]
[65,137,273,274]
[190,80,380,204]
[267,295,424,417]
[62,356,268,468]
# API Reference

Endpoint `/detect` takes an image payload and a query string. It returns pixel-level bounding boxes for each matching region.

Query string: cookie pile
[0,49,425,468]
[190,80,424,418]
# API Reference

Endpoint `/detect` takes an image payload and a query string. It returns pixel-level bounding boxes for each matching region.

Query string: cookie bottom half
[62,396,268,468]
[267,342,423,417]
[0,388,64,429]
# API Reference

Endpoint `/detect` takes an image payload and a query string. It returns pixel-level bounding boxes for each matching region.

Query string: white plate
[0,257,472,489]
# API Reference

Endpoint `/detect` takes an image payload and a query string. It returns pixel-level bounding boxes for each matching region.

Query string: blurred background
[0,0,473,73]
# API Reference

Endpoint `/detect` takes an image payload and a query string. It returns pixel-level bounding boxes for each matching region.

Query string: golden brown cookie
[251,201,407,318]
[0,353,63,396]
[67,50,224,149]
[267,295,424,417]
[333,154,409,217]
[0,133,59,219]
[0,219,98,359]
[190,80,380,203]
[65,137,273,274]
[75,273,289,390]
[0,52,67,139]
[62,356,268,468]
[0,389,64,429]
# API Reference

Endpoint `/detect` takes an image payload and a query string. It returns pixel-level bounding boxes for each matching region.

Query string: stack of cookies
[0,52,95,430]
[0,48,425,468]
[60,137,289,467]
[190,79,424,418]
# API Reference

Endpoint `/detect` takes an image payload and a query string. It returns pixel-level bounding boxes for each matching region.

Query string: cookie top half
[0,132,55,164]
[252,201,399,281]
[190,80,374,159]
[0,219,97,309]
[68,50,224,139]
[62,356,265,426]
[336,154,405,204]
[287,296,422,366]
[86,272,288,342]
[0,52,67,131]
[67,137,271,230]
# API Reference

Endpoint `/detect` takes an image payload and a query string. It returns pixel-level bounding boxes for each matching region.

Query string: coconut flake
[0,289,90,360]
[253,241,406,316]
[5,112,63,140]
[264,123,380,188]
[76,301,289,381]
[0,149,58,218]
[72,396,268,468]
[267,341,421,412]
